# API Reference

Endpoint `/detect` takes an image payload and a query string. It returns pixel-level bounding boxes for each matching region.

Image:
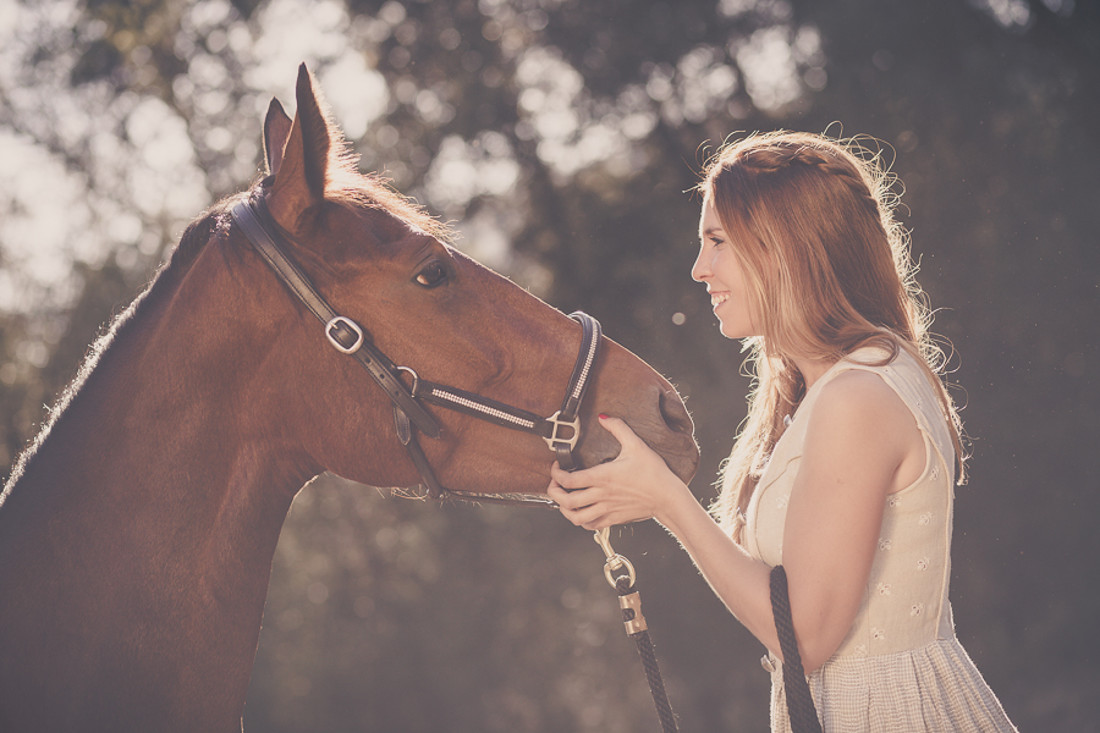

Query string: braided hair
[698,131,966,535]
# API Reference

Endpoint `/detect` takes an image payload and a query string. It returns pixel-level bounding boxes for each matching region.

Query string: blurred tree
[1,0,1096,730]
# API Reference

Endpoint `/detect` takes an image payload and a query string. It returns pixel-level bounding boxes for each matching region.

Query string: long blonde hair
[699,131,966,534]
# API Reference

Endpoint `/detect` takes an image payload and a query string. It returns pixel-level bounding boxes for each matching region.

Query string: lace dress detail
[744,347,1016,732]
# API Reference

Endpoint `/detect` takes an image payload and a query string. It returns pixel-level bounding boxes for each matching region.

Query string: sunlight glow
[125,97,207,219]
[515,45,659,179]
[424,132,520,212]
[971,0,1034,29]
[454,208,513,272]
[0,131,91,310]
[320,55,390,140]
[735,26,807,114]
[673,46,739,123]
[244,0,353,95]
[1,0,820,322]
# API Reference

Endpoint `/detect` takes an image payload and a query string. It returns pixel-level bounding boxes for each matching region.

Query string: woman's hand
[547,415,690,530]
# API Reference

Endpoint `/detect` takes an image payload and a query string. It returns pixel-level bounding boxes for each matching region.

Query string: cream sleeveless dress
[742,346,1017,732]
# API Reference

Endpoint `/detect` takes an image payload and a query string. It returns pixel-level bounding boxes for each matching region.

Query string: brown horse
[0,65,698,732]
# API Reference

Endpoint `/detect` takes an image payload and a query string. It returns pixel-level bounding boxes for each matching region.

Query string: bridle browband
[230,196,602,507]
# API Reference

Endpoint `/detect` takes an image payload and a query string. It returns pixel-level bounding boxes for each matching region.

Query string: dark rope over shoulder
[769,566,822,733]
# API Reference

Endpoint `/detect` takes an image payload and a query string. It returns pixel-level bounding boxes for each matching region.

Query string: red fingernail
[598,413,609,420]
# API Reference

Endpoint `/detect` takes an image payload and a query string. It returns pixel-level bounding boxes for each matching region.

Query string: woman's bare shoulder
[804,367,921,488]
[815,367,909,422]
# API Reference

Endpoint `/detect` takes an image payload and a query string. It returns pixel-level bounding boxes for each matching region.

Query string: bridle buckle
[326,316,364,354]
[543,409,581,453]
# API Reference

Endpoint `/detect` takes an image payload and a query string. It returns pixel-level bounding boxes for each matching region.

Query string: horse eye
[414,261,448,288]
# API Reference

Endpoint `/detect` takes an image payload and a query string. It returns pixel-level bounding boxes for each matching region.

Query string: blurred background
[1,0,1096,730]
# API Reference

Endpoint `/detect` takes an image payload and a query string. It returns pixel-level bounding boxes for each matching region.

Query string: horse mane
[1,205,226,500]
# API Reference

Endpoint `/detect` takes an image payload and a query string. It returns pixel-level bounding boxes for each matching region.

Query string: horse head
[240,64,698,500]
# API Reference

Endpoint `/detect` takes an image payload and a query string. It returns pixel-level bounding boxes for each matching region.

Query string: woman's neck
[791,355,836,391]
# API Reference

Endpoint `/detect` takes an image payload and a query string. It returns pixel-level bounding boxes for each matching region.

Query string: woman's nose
[691,249,710,282]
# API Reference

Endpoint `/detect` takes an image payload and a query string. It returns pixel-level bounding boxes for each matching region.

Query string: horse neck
[2,215,315,588]
[0,212,327,728]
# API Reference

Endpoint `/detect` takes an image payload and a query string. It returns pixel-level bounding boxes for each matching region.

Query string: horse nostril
[658,387,694,436]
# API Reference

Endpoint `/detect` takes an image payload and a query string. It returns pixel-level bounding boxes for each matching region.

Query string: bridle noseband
[231,197,602,507]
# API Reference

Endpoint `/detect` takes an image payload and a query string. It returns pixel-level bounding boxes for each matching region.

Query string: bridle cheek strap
[552,311,600,471]
[232,197,441,438]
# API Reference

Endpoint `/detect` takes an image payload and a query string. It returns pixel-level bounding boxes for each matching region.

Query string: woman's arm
[549,370,921,671]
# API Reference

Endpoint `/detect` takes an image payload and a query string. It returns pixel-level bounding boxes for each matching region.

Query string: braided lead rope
[594,529,678,733]
[615,575,678,733]
[769,566,822,733]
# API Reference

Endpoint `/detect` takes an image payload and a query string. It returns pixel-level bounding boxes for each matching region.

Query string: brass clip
[593,528,636,588]
[619,591,648,634]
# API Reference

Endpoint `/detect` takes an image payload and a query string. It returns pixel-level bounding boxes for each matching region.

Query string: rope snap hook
[593,527,637,589]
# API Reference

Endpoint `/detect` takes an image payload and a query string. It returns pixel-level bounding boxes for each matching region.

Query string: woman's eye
[414,261,449,288]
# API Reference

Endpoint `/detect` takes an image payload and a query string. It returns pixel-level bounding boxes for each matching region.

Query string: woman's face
[692,199,760,339]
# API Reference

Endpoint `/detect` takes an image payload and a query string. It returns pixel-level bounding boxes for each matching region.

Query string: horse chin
[660,441,701,484]
[442,463,552,499]
[648,423,701,483]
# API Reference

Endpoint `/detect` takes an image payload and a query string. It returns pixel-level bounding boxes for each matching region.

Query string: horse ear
[262,98,292,176]
[268,64,333,232]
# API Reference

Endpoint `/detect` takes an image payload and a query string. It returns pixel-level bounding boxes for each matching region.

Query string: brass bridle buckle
[543,409,581,453]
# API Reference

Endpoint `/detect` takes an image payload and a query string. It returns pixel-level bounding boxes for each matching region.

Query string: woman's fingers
[555,495,612,530]
[595,414,644,448]
[547,481,586,508]
[548,483,620,528]
[549,416,646,485]
[546,415,668,530]
[549,460,606,489]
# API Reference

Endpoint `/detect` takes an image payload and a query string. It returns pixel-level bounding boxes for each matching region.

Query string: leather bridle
[231,196,602,507]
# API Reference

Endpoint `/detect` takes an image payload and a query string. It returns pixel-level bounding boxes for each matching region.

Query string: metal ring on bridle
[395,365,421,397]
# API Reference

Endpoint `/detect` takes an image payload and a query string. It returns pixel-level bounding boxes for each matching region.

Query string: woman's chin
[717,321,747,339]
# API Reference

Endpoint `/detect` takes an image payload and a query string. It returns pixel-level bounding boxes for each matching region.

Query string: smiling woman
[548,130,1017,733]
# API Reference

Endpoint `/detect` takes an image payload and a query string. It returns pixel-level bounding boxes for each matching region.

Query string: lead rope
[769,566,822,733]
[593,528,678,733]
